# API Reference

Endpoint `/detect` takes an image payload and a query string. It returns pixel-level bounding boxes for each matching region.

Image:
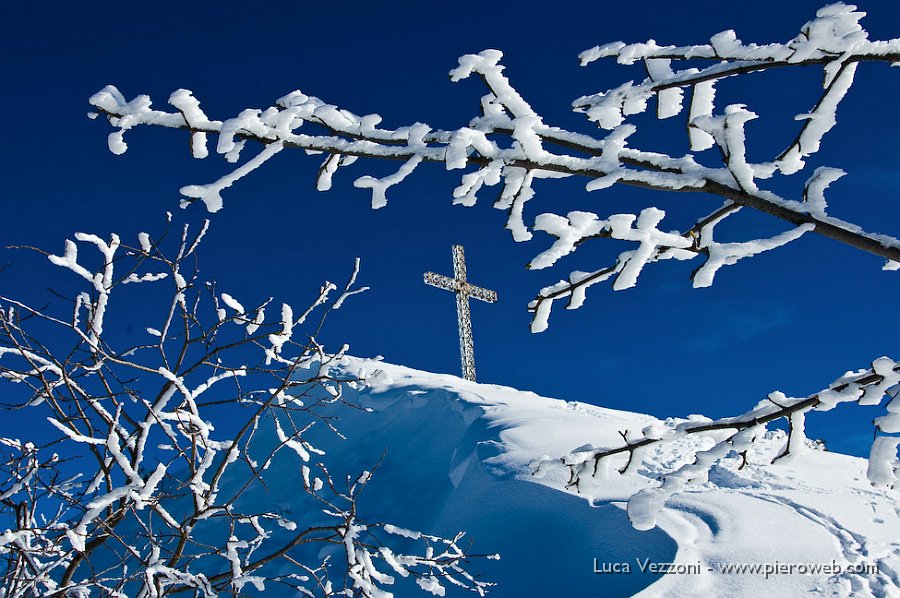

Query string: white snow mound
[292,357,900,597]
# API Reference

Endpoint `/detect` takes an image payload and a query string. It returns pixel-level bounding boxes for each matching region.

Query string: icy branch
[0,221,492,596]
[546,356,900,529]
[88,3,900,333]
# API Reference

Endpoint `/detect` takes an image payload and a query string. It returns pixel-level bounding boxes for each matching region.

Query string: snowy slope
[279,357,900,597]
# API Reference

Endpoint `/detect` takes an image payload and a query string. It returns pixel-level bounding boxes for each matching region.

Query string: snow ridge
[333,357,900,598]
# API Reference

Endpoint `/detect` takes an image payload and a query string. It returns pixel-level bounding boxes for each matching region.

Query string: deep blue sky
[1,0,898,456]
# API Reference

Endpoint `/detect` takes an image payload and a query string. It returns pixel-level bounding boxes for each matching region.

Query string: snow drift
[238,356,900,597]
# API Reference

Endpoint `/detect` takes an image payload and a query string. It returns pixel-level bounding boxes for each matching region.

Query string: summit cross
[424,245,497,382]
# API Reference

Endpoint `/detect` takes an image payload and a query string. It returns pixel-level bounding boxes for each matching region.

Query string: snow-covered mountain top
[324,356,900,597]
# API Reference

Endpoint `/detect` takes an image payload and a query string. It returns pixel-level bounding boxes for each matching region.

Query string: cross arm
[424,272,457,291]
[465,284,497,303]
[425,272,497,303]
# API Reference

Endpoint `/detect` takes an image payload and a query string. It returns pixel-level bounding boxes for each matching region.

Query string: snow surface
[293,356,900,597]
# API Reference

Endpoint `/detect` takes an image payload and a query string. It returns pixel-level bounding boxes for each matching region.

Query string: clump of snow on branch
[691,223,815,288]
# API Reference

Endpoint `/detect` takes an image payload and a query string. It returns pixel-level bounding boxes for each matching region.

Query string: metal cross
[424,245,497,382]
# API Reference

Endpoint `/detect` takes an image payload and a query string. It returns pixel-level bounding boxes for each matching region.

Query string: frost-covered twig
[88,3,900,332]
[542,356,900,530]
[0,220,492,597]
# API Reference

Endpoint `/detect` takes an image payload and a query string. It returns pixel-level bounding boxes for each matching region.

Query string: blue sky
[1,0,898,456]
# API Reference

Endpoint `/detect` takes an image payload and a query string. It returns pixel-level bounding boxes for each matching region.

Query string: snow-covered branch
[0,221,492,597]
[88,3,900,331]
[540,356,900,531]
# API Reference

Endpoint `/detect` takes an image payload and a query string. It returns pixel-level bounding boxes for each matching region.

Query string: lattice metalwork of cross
[424,245,498,382]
